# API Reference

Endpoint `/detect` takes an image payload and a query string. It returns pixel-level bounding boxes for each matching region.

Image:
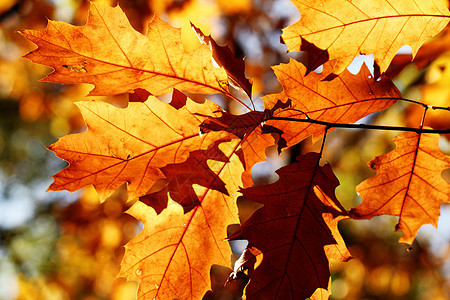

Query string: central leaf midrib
[38,37,227,94]
[288,13,449,37]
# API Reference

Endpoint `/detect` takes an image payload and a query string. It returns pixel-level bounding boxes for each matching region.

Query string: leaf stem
[280,97,450,112]
[318,126,329,160]
[420,106,429,128]
[385,96,450,111]
[268,116,450,134]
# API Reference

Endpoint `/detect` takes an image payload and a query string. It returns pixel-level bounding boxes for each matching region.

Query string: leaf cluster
[21,1,450,299]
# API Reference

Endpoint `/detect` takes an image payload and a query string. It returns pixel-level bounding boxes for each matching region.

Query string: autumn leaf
[140,139,231,213]
[21,2,230,97]
[352,132,450,245]
[192,23,253,99]
[236,126,277,187]
[47,96,227,201]
[169,89,189,109]
[229,153,351,300]
[386,26,450,78]
[200,100,290,186]
[119,139,244,300]
[265,59,400,148]
[200,110,266,139]
[282,0,450,75]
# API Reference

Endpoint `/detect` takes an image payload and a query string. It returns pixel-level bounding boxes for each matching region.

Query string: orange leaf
[47,97,226,201]
[237,126,276,187]
[352,132,450,245]
[282,0,450,75]
[21,2,229,97]
[386,27,450,78]
[119,139,243,299]
[265,59,399,148]
[229,153,351,300]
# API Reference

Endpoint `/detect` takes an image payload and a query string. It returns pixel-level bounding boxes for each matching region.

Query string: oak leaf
[386,26,450,78]
[200,100,290,186]
[352,132,450,245]
[21,2,230,97]
[265,59,400,148]
[119,139,244,300]
[47,97,226,201]
[140,139,231,213]
[192,23,252,99]
[282,0,450,75]
[229,153,351,300]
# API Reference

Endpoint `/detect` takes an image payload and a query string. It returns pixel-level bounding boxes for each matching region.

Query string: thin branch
[431,105,450,111]
[387,97,450,111]
[279,97,450,112]
[420,106,429,128]
[318,126,329,160]
[268,116,450,134]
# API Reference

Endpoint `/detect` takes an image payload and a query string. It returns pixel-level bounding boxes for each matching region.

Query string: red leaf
[192,23,252,99]
[140,139,231,213]
[229,153,351,299]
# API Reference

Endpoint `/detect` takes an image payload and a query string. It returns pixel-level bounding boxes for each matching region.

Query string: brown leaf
[128,88,151,103]
[192,23,252,99]
[21,2,229,97]
[295,37,330,76]
[47,97,226,201]
[229,153,351,300]
[199,100,290,186]
[140,139,231,213]
[170,88,188,109]
[201,110,267,139]
[352,132,450,245]
[265,59,399,148]
[119,139,244,300]
[282,0,450,75]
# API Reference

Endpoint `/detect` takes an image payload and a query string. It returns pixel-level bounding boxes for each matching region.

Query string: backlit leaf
[282,0,450,75]
[47,97,225,201]
[265,59,400,148]
[229,153,351,299]
[352,132,450,245]
[21,2,229,97]
[119,139,243,300]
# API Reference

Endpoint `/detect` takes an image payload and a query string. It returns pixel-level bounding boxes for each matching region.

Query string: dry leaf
[352,132,450,245]
[21,2,229,97]
[282,0,450,75]
[230,153,351,299]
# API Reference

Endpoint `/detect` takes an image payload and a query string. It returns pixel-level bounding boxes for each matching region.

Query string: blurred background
[0,0,449,299]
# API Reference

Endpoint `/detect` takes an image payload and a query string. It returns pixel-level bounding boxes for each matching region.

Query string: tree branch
[394,97,450,111]
[268,116,450,134]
